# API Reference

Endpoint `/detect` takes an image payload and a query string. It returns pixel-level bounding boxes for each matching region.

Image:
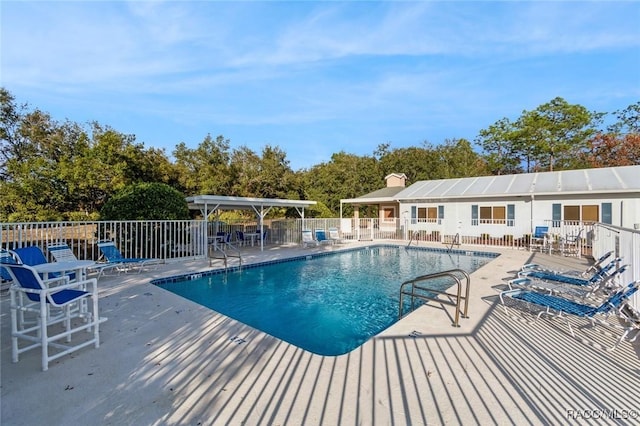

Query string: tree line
[1,87,638,222]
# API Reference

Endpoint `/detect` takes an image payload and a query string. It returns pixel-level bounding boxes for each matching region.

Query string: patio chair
[235,231,246,247]
[1,248,18,283]
[560,228,583,256]
[11,246,48,266]
[528,226,549,251]
[328,227,345,244]
[5,263,106,371]
[97,240,161,274]
[510,265,628,298]
[47,243,78,262]
[301,230,320,248]
[48,242,119,279]
[12,246,76,281]
[315,229,334,245]
[617,303,640,350]
[521,250,614,277]
[518,259,622,287]
[500,280,639,350]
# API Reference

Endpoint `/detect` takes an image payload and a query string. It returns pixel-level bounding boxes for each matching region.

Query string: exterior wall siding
[401,193,640,240]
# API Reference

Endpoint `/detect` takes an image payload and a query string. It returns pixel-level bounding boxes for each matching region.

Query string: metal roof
[186,195,316,217]
[394,165,640,201]
[186,195,317,251]
[341,186,406,204]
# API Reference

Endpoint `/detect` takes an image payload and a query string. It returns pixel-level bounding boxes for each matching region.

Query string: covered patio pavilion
[185,195,317,251]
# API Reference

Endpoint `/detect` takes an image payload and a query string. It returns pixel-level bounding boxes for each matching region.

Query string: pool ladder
[446,233,460,252]
[407,231,419,247]
[208,242,242,271]
[398,268,470,327]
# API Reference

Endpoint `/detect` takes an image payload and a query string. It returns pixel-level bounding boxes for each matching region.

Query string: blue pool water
[153,246,496,356]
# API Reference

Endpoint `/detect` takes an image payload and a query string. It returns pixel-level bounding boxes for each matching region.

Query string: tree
[229,145,262,197]
[249,145,296,199]
[581,101,640,168]
[0,89,177,221]
[173,134,231,195]
[608,101,640,135]
[585,133,640,167]
[301,152,380,217]
[476,97,602,173]
[514,97,599,171]
[375,143,440,183]
[100,182,190,220]
[475,118,523,175]
[61,122,174,215]
[431,138,489,179]
[0,87,27,181]
[0,108,71,221]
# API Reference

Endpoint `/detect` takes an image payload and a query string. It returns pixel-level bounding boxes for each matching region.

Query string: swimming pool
[153,245,497,356]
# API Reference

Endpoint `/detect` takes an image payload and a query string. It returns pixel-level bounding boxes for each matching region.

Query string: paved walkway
[1,243,638,425]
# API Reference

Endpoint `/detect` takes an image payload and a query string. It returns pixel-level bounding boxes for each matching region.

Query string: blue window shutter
[602,203,612,224]
[507,204,515,227]
[552,203,561,227]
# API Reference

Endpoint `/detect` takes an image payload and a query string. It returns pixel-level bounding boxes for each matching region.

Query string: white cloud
[2,1,638,169]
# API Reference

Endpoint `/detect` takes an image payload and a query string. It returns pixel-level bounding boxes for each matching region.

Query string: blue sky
[2,1,639,171]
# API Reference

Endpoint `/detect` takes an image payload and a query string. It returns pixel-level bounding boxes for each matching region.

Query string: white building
[341,165,640,242]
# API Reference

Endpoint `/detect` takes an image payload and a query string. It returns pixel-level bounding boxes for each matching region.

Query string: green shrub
[100,183,190,220]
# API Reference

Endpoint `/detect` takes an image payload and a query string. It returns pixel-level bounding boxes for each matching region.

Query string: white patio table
[33,260,96,281]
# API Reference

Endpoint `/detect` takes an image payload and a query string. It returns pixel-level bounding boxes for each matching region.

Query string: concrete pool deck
[1,242,639,425]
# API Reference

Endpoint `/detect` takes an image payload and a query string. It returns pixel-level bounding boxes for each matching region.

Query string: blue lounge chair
[315,229,333,245]
[12,246,76,281]
[518,259,622,287]
[5,263,105,371]
[510,265,627,298]
[501,281,639,350]
[97,241,161,273]
[522,250,613,277]
[11,246,48,266]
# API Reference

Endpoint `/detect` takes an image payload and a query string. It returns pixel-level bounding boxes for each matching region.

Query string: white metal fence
[0,218,607,261]
[591,223,640,308]
[0,220,207,262]
[2,218,637,305]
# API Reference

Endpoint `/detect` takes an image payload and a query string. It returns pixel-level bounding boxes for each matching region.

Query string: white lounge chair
[328,227,345,244]
[301,230,319,248]
[48,243,119,279]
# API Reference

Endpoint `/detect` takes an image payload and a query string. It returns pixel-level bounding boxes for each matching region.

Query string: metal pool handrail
[208,242,242,270]
[398,268,471,327]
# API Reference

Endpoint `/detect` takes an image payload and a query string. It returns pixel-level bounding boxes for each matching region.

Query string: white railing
[0,218,632,260]
[1,220,207,262]
[0,218,599,257]
[591,223,640,308]
[3,218,636,309]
